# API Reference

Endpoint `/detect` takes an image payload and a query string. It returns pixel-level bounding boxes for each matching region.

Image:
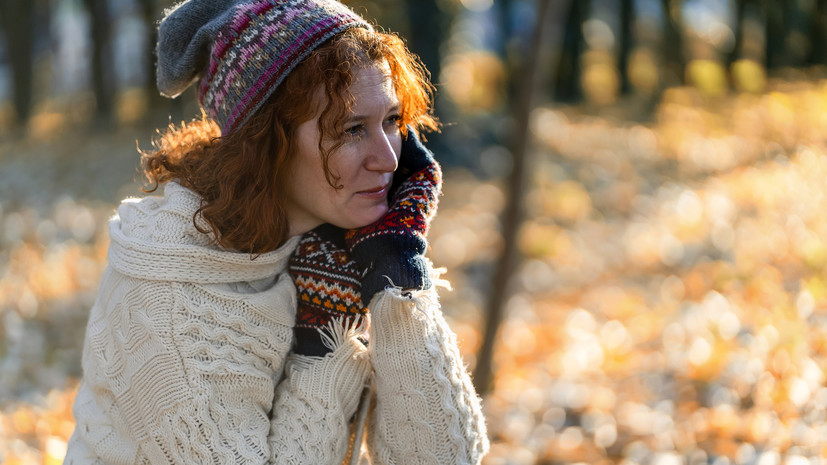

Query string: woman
[64,0,488,464]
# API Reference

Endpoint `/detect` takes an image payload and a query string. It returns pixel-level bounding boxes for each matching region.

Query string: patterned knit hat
[156,0,371,134]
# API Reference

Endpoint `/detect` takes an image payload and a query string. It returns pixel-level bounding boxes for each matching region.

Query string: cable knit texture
[270,319,370,462]
[366,273,490,465]
[64,182,369,465]
[64,181,487,464]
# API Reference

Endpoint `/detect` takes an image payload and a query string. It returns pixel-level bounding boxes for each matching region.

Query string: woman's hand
[288,224,367,356]
[345,128,442,303]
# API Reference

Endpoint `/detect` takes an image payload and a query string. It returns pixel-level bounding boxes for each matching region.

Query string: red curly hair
[141,27,438,254]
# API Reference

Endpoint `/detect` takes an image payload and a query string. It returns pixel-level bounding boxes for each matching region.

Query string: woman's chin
[339,205,388,230]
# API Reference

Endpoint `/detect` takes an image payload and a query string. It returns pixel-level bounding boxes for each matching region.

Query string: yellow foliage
[732,59,767,94]
[629,48,660,94]
[441,51,505,112]
[582,50,619,105]
[686,59,729,97]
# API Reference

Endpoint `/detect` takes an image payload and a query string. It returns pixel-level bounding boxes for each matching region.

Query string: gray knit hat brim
[156,0,239,98]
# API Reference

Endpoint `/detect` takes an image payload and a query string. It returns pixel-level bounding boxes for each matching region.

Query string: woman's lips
[356,183,391,199]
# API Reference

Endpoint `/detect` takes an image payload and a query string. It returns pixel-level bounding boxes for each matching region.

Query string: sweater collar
[107,182,300,284]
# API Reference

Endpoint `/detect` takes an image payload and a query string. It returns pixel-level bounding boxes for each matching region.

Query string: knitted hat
[156,0,371,134]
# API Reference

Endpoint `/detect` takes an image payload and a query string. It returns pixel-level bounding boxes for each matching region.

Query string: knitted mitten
[345,128,442,303]
[289,224,367,356]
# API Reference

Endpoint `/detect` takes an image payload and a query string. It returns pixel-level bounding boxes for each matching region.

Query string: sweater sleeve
[365,280,490,465]
[268,319,371,463]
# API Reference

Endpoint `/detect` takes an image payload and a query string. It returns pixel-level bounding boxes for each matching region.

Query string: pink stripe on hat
[224,14,348,131]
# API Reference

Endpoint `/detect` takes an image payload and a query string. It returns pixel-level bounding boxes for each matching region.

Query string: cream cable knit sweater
[64,182,488,465]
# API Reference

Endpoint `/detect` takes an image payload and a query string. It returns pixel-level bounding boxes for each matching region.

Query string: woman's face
[285,62,402,236]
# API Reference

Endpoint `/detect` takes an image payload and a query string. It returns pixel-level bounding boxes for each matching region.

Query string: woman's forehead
[350,63,395,96]
[308,60,397,116]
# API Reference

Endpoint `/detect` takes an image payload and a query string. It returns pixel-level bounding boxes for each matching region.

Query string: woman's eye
[385,114,402,129]
[345,125,364,137]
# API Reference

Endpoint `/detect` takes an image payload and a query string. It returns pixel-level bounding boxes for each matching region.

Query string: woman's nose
[365,130,399,172]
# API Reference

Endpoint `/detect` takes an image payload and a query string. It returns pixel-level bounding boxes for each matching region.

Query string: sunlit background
[1,0,827,463]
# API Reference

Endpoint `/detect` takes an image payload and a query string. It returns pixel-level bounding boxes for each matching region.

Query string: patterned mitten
[289,224,367,356]
[345,128,442,303]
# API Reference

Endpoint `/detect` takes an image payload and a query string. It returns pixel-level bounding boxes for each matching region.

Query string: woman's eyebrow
[346,104,402,122]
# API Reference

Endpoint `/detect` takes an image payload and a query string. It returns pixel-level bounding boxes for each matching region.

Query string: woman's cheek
[356,202,389,228]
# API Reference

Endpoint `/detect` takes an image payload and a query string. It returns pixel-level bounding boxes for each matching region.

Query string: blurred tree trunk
[83,0,115,123]
[495,0,513,58]
[404,0,446,87]
[140,0,165,109]
[784,0,811,65]
[728,0,748,66]
[474,0,555,395]
[0,0,35,127]
[552,0,588,102]
[660,0,685,87]
[497,0,529,115]
[403,0,451,154]
[807,0,827,65]
[495,0,514,98]
[618,0,635,95]
[764,0,789,69]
